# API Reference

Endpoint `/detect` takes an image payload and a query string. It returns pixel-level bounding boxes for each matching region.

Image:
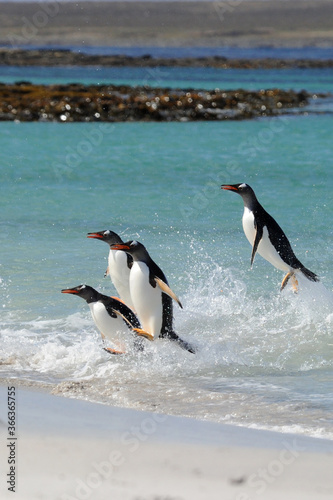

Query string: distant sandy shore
[0,1,333,49]
[0,385,333,500]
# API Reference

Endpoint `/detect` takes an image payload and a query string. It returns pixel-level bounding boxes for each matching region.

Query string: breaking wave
[1,259,333,439]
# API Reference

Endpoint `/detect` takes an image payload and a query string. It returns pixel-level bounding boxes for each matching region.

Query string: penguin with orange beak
[221,183,319,291]
[111,240,196,353]
[61,285,153,354]
[87,230,134,310]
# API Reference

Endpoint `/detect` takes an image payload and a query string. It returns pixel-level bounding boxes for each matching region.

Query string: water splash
[1,263,333,439]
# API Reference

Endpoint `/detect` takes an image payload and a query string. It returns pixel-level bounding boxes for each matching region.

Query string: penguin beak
[87,232,105,239]
[111,244,130,251]
[61,288,79,294]
[221,184,239,192]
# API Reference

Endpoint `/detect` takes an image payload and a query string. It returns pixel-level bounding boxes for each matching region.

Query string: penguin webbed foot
[291,274,299,293]
[132,328,154,341]
[280,272,298,293]
[103,337,126,355]
[103,347,125,355]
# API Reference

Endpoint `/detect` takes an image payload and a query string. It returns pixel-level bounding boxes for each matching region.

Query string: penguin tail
[165,330,196,354]
[300,267,319,283]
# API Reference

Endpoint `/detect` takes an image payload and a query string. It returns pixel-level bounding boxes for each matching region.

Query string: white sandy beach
[0,385,332,500]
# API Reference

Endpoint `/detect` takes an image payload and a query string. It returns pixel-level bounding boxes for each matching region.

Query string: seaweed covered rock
[0,82,312,122]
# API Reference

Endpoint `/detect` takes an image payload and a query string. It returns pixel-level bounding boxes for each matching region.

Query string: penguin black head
[61,284,99,303]
[221,183,258,208]
[111,240,149,262]
[87,230,123,246]
[221,183,253,194]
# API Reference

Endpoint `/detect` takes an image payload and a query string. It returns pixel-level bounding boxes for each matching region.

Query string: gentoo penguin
[111,240,196,353]
[221,183,319,291]
[61,285,152,354]
[87,230,134,310]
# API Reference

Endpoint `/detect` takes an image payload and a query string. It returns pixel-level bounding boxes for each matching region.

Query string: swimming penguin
[87,230,135,310]
[111,240,196,353]
[221,183,319,291]
[61,285,153,354]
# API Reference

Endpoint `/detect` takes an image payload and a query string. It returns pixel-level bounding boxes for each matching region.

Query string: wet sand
[0,1,333,49]
[1,385,333,500]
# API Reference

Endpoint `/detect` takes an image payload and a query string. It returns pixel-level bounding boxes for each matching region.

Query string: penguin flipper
[107,299,152,340]
[251,224,263,266]
[154,277,183,309]
[104,298,140,329]
[113,309,134,325]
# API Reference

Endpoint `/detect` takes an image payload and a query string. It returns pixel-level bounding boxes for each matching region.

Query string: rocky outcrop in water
[0,82,312,122]
[0,48,332,69]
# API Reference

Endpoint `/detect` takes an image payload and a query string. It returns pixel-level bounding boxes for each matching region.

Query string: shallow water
[1,64,333,94]
[1,65,333,439]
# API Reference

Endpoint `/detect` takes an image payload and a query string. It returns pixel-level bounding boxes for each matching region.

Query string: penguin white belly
[108,250,134,310]
[242,208,290,272]
[89,301,128,343]
[129,261,162,338]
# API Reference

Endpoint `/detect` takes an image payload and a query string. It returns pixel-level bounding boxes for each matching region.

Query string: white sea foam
[1,263,332,439]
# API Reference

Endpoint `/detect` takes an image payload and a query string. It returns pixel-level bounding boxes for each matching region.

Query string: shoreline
[2,375,333,442]
[1,48,333,68]
[1,1,333,49]
[1,384,333,499]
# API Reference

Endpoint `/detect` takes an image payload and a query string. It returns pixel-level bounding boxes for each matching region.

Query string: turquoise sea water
[1,63,333,439]
[1,65,333,93]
